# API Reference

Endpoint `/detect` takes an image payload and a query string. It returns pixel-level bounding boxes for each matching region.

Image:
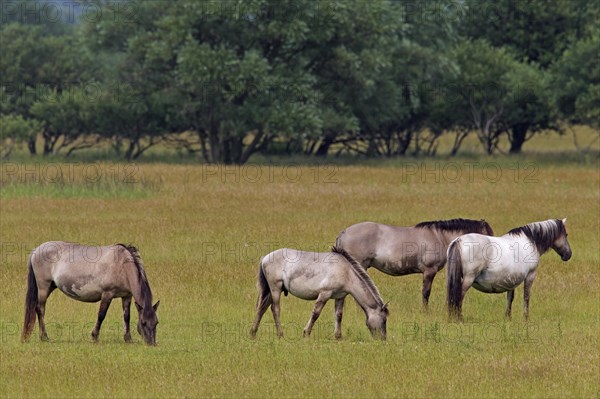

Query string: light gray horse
[250,246,389,340]
[336,218,494,308]
[447,219,571,321]
[22,241,160,345]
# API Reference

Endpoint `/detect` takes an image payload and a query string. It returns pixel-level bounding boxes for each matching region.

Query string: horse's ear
[562,218,567,225]
[153,300,160,311]
[135,302,143,313]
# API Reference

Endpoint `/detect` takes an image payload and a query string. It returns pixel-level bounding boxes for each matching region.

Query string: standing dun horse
[336,218,494,308]
[250,246,389,340]
[22,242,160,345]
[447,219,571,321]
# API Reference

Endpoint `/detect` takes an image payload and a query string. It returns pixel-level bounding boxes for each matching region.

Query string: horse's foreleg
[270,290,283,338]
[304,292,331,338]
[122,296,132,343]
[91,294,113,342]
[334,298,345,340]
[506,290,515,320]
[422,269,437,310]
[523,271,537,321]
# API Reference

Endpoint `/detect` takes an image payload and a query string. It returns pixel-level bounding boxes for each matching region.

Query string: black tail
[446,239,463,317]
[22,257,38,342]
[256,259,271,311]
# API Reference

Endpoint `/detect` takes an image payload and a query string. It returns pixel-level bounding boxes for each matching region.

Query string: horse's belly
[371,257,420,276]
[54,272,104,303]
[288,286,319,301]
[473,270,526,293]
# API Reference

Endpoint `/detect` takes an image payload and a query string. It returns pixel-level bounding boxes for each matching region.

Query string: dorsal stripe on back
[415,218,493,235]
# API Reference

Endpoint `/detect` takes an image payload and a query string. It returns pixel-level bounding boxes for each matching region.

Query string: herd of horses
[20,218,571,345]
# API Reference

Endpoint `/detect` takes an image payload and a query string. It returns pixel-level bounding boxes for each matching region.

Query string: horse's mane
[116,244,153,312]
[331,246,388,314]
[507,219,565,255]
[415,218,493,235]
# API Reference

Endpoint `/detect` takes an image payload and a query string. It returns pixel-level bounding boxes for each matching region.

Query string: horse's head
[135,300,160,345]
[366,303,389,340]
[479,219,494,236]
[552,218,572,261]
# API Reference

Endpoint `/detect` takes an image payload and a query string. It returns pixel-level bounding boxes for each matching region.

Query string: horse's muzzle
[561,252,572,261]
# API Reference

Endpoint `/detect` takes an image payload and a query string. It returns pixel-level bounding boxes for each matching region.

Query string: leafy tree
[551,31,600,129]
[460,0,595,68]
[0,114,41,158]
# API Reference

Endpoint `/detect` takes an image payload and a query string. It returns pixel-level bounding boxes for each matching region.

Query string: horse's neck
[348,274,380,312]
[126,264,150,306]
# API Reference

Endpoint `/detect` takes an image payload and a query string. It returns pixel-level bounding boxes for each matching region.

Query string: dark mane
[507,219,565,254]
[116,243,153,312]
[415,218,493,235]
[331,246,387,313]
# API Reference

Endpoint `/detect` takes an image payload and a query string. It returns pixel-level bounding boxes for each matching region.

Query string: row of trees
[1,0,598,162]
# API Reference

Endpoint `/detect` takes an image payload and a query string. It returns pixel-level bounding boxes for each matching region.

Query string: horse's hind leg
[334,298,345,340]
[457,276,475,322]
[122,296,132,343]
[250,295,272,338]
[303,292,332,338]
[91,293,113,342]
[505,290,515,320]
[37,282,56,341]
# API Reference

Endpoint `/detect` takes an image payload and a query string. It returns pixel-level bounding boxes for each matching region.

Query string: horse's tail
[256,258,271,311]
[22,256,38,342]
[446,239,463,317]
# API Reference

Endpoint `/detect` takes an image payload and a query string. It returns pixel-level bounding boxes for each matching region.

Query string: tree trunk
[28,137,36,155]
[315,132,336,156]
[509,124,528,154]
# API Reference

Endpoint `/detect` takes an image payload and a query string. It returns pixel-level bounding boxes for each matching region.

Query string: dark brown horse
[22,242,159,345]
[336,218,494,308]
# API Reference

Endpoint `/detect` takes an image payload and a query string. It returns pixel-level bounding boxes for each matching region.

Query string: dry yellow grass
[0,150,598,397]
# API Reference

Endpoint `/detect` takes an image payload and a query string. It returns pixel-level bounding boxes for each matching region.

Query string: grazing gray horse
[447,218,571,321]
[336,218,494,308]
[250,247,389,340]
[22,241,160,345]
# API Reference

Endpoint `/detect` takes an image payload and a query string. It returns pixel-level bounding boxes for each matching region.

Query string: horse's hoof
[91,332,99,342]
[40,335,50,342]
[124,335,133,343]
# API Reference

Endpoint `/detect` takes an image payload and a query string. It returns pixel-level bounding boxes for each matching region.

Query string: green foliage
[0,0,597,161]
[0,114,41,157]
[551,31,600,128]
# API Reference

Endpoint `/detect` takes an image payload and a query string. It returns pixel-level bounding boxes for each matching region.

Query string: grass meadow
[1,131,599,398]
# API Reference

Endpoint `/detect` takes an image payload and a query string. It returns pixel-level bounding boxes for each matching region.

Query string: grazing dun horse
[250,247,389,340]
[447,219,571,321]
[22,242,160,345]
[336,218,494,308]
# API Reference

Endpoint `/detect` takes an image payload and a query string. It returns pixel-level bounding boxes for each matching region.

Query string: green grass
[0,151,598,397]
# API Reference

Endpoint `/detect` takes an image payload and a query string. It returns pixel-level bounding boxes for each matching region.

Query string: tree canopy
[1,0,597,161]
